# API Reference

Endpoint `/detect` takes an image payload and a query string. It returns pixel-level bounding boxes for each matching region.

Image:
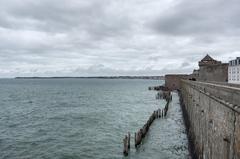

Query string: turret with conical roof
[198,54,221,66]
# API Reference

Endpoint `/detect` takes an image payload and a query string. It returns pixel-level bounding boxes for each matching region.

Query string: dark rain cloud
[151,0,240,37]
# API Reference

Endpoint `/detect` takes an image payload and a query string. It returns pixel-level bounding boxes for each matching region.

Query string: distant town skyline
[0,0,240,77]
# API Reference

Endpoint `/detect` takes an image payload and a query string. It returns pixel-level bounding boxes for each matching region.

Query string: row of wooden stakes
[123,98,171,156]
[156,90,172,101]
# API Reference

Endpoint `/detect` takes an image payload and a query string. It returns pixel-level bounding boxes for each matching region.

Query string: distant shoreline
[15,76,165,80]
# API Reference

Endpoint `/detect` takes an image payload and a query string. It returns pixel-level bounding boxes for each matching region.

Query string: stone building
[165,74,189,90]
[228,57,240,84]
[165,54,229,91]
[198,54,228,82]
[189,69,199,80]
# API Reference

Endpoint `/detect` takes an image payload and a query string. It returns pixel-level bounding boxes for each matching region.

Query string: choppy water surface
[0,79,189,159]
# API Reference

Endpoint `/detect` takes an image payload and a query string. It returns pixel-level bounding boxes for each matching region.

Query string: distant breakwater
[15,76,165,80]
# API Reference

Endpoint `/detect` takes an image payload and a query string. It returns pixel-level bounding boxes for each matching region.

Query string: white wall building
[228,57,240,84]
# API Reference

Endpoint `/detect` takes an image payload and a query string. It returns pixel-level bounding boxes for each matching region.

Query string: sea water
[0,79,189,159]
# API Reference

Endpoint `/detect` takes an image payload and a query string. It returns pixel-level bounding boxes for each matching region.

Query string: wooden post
[165,107,167,115]
[128,132,130,149]
[139,129,143,142]
[123,136,128,156]
[134,132,137,148]
[135,129,143,148]
[135,131,139,147]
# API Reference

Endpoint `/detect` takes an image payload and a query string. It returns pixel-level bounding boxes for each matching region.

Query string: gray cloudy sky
[1,0,240,77]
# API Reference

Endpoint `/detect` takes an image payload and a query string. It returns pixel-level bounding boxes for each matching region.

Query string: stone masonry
[180,80,240,159]
[197,54,228,82]
[165,74,189,91]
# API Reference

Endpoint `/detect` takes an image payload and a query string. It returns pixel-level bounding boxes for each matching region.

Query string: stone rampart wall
[180,80,240,159]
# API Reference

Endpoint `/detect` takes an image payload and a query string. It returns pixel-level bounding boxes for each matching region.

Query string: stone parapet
[180,80,240,159]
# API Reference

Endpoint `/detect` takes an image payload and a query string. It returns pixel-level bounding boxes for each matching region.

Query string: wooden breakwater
[134,100,170,148]
[123,90,172,156]
[148,85,169,91]
[156,90,172,101]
